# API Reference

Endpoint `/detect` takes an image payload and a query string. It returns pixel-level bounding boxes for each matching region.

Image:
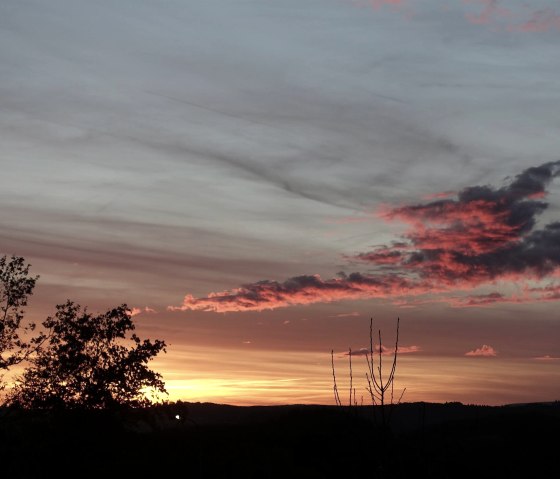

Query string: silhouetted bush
[8,301,166,409]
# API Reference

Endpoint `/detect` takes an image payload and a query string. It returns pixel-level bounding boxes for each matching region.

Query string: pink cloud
[465,344,497,357]
[357,161,560,288]
[130,306,157,317]
[509,8,560,32]
[464,0,512,25]
[170,162,560,313]
[169,273,433,313]
[352,0,560,33]
[527,284,560,302]
[393,344,421,354]
[463,1,560,32]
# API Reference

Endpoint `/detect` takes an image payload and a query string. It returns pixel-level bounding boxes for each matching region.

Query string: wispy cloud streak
[510,9,560,32]
[359,0,560,32]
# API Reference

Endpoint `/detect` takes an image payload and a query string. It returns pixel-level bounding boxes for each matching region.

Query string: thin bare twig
[331,349,341,407]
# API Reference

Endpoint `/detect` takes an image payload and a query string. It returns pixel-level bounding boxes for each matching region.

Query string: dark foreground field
[1,401,559,478]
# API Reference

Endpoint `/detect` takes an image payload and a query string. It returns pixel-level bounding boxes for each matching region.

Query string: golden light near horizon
[153,345,560,406]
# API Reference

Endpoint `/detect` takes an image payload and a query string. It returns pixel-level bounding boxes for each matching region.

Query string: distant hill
[1,401,559,478]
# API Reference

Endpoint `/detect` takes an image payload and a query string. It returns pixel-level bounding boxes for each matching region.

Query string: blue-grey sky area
[2,0,560,405]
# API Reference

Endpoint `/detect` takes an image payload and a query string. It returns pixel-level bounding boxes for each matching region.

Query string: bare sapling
[331,317,406,430]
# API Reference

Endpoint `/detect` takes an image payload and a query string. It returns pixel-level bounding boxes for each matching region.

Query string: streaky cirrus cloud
[170,162,560,313]
[358,0,560,32]
[448,292,525,307]
[534,355,560,360]
[350,0,406,10]
[510,8,560,31]
[367,0,406,8]
[464,0,560,32]
[447,283,560,307]
[465,344,497,357]
[350,0,413,20]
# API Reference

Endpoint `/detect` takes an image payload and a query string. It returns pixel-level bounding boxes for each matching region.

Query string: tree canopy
[0,255,42,371]
[10,300,167,409]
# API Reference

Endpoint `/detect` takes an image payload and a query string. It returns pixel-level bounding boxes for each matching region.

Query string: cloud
[527,284,560,301]
[423,191,456,201]
[331,312,361,317]
[465,344,497,357]
[348,0,407,11]
[463,1,560,32]
[366,0,407,9]
[449,292,525,307]
[345,345,420,356]
[443,283,560,307]
[169,272,429,313]
[359,0,560,33]
[534,355,560,361]
[396,345,421,354]
[511,9,560,32]
[345,348,370,356]
[130,306,157,317]
[358,161,560,285]
[170,162,560,313]
[464,0,512,25]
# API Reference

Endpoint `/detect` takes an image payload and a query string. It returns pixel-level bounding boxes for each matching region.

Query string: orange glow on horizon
[153,345,560,407]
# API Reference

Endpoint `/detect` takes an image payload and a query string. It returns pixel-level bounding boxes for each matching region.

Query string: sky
[2,0,560,406]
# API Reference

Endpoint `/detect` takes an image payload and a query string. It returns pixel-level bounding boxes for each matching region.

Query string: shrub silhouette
[9,300,167,409]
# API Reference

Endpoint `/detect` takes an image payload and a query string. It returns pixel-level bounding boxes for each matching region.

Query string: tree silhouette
[0,255,43,372]
[332,318,405,430]
[9,301,167,409]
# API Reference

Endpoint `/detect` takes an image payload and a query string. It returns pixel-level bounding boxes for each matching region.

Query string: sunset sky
[2,0,560,406]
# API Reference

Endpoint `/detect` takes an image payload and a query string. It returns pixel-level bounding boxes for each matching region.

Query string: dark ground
[1,401,559,478]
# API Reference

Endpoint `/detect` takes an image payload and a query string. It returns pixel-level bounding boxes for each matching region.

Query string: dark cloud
[169,272,427,313]
[344,345,420,356]
[361,161,560,285]
[171,162,560,312]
